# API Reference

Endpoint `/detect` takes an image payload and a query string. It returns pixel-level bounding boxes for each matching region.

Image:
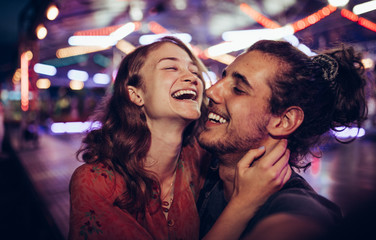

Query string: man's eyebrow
[232,71,252,89]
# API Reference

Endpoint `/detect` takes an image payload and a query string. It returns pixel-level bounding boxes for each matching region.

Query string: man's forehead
[226,51,276,86]
[227,52,257,70]
[227,51,262,72]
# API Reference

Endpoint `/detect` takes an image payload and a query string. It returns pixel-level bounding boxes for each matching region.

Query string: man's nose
[206,79,225,104]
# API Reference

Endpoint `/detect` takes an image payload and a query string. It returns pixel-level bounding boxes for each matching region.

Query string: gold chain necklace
[161,167,177,216]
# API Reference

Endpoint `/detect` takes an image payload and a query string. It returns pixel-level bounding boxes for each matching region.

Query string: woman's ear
[127,86,144,106]
[266,106,304,137]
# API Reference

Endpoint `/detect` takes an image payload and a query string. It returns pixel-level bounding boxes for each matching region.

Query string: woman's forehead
[146,43,194,65]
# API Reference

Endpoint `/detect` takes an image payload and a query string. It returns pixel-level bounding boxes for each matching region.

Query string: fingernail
[258,146,265,150]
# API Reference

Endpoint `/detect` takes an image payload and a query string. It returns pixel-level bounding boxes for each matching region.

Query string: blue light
[332,127,366,139]
[139,33,192,45]
[67,69,89,81]
[51,121,102,134]
[34,63,57,76]
[93,73,111,85]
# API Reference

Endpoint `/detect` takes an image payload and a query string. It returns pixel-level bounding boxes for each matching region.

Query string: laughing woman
[68,37,291,240]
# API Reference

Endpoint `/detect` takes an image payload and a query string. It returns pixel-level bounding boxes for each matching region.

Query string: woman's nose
[182,71,198,85]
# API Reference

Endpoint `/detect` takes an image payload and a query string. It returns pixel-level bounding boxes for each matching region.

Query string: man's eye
[233,87,245,94]
[164,67,177,70]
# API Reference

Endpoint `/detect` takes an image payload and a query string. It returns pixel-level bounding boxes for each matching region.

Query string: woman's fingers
[272,148,290,173]
[247,140,290,190]
[237,146,266,170]
[277,162,292,187]
[283,166,292,184]
[234,139,291,194]
[255,139,288,168]
[231,140,292,210]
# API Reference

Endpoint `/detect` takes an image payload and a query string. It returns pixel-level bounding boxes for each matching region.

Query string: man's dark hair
[247,40,367,169]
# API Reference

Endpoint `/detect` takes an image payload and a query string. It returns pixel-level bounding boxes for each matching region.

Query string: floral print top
[68,142,208,240]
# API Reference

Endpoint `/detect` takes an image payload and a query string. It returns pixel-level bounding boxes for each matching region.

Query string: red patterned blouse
[69,143,208,240]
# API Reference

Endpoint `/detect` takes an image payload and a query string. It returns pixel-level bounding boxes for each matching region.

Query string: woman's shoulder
[70,162,123,199]
[72,162,116,182]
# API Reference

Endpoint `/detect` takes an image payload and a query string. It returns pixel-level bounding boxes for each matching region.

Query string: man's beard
[198,120,268,166]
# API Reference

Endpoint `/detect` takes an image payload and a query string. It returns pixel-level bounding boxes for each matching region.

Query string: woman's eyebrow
[158,57,196,68]
[158,57,179,63]
[157,57,179,64]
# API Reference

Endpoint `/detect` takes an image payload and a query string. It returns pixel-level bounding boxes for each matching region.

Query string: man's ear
[127,86,144,106]
[267,106,304,137]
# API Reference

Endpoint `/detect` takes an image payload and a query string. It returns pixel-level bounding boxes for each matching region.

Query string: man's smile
[208,112,228,124]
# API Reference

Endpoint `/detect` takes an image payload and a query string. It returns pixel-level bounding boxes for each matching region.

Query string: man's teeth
[172,89,197,99]
[208,112,227,124]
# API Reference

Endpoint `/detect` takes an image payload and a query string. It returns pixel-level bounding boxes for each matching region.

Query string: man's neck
[217,151,248,201]
[218,138,281,201]
[218,163,236,201]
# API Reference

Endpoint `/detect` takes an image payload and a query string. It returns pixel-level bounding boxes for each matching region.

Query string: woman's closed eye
[164,66,178,70]
[191,71,199,76]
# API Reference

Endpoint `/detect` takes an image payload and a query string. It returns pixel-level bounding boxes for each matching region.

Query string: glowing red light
[309,14,320,24]
[341,9,359,22]
[74,25,123,36]
[291,5,336,33]
[239,3,280,29]
[295,20,306,31]
[341,9,376,32]
[20,52,29,111]
[311,157,321,176]
[359,18,376,32]
[74,22,141,36]
[148,21,169,34]
[328,5,337,11]
[322,7,331,16]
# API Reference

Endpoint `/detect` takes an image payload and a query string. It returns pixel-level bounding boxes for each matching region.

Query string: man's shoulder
[246,172,342,234]
[271,172,340,214]
[266,186,341,218]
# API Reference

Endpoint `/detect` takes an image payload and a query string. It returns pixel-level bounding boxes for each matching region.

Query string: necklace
[161,167,177,217]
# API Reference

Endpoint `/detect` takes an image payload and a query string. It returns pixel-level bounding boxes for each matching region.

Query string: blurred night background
[0,0,375,239]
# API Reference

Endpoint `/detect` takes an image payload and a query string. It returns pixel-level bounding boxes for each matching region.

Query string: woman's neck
[145,122,184,183]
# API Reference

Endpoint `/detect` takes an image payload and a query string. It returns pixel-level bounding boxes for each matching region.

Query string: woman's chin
[181,111,201,121]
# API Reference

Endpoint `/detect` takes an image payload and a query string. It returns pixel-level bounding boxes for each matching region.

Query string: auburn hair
[77,36,208,216]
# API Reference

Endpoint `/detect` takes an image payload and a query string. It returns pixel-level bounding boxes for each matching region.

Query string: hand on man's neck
[218,138,282,201]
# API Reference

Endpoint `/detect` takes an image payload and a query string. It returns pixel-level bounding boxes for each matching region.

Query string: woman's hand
[231,139,291,212]
[202,140,291,240]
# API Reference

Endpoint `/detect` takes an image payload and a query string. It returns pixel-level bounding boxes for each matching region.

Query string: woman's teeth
[172,90,197,100]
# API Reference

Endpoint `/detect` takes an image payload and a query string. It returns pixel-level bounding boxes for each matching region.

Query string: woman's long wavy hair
[247,40,368,170]
[76,36,208,216]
